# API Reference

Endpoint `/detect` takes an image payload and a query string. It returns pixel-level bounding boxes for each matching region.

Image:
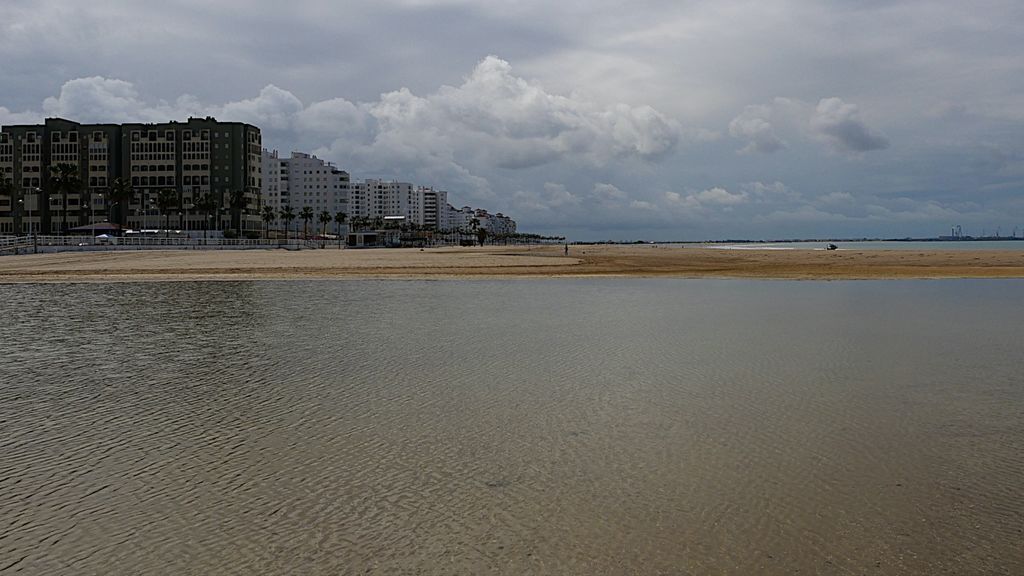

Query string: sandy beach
[1,245,1023,282]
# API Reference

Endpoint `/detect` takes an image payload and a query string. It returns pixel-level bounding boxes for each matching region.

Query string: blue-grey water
[1,279,1022,574]
[705,240,1024,251]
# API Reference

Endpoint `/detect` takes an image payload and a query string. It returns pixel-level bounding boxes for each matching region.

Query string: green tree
[318,210,332,237]
[155,189,178,237]
[108,177,135,230]
[279,205,296,241]
[334,211,347,248]
[49,163,82,234]
[193,192,217,241]
[476,226,489,247]
[228,189,247,234]
[261,205,277,239]
[299,206,314,238]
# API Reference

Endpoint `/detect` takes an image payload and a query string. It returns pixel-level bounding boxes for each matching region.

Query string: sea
[1,279,1022,574]
[700,240,1024,251]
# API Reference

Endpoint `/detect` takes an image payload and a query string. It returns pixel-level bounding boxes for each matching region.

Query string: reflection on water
[1,279,1022,574]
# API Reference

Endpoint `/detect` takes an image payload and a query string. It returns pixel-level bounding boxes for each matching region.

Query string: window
[166,131,175,140]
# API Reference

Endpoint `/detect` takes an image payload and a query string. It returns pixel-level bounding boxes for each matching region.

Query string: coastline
[1,245,1023,283]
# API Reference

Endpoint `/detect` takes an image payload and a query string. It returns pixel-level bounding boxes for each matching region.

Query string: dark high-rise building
[0,117,262,235]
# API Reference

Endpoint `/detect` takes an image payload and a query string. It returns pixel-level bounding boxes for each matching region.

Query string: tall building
[418,186,448,230]
[0,117,262,235]
[348,179,417,222]
[261,150,349,222]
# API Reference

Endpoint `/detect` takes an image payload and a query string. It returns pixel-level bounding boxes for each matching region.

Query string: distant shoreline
[2,245,1023,283]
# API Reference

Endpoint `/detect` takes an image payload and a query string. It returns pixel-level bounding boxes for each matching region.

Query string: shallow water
[704,239,1024,250]
[1,279,1022,574]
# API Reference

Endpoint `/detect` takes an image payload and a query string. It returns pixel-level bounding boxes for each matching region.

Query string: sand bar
[1,245,1023,282]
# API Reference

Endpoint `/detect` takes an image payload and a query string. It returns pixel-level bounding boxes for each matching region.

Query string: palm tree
[318,210,331,237]
[476,226,489,247]
[299,206,314,239]
[261,205,276,239]
[279,205,296,241]
[49,163,81,235]
[194,192,217,241]
[228,189,247,235]
[155,189,178,237]
[108,177,135,231]
[334,211,347,248]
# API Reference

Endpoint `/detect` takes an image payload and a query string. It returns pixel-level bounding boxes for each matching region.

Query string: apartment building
[261,150,349,220]
[446,205,476,232]
[349,179,417,222]
[474,209,517,235]
[441,205,517,235]
[0,117,262,235]
[417,186,448,231]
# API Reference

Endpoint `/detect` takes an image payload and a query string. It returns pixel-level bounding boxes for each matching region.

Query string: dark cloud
[3,1,1024,239]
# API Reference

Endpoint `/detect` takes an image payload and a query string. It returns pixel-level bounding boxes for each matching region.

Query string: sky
[2,0,1023,240]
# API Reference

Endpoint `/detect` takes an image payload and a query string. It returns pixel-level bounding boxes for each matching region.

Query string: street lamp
[181,202,194,234]
[16,197,25,236]
[91,192,103,244]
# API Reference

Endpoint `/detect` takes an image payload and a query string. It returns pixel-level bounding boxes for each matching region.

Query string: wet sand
[0,244,1022,282]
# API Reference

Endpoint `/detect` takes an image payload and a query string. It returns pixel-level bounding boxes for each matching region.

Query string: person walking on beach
[564,243,569,256]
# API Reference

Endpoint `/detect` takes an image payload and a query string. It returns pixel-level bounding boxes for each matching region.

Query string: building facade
[261,150,349,227]
[1,117,262,235]
[418,186,448,231]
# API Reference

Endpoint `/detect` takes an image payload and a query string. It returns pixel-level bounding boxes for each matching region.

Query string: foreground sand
[0,245,1023,282]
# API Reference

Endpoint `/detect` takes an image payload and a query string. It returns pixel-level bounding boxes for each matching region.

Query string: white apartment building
[441,205,517,234]
[478,210,517,235]
[446,205,476,232]
[417,186,448,230]
[348,179,417,223]
[261,149,349,218]
[258,149,516,236]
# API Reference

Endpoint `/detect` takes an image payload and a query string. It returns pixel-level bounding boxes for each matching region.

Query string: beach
[1,244,1023,282]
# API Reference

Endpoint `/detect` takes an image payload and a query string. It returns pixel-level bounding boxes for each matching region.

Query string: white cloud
[742,181,800,202]
[663,186,749,212]
[218,85,304,131]
[592,182,628,202]
[729,96,889,156]
[728,104,785,154]
[810,97,889,154]
[0,106,40,126]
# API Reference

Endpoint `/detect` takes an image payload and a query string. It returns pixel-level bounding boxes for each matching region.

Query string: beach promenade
[1,245,1023,282]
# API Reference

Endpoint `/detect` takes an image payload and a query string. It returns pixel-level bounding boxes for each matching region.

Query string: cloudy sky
[3,0,1023,240]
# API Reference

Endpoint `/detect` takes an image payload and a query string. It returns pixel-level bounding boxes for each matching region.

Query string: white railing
[1,235,316,253]
[0,236,35,254]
